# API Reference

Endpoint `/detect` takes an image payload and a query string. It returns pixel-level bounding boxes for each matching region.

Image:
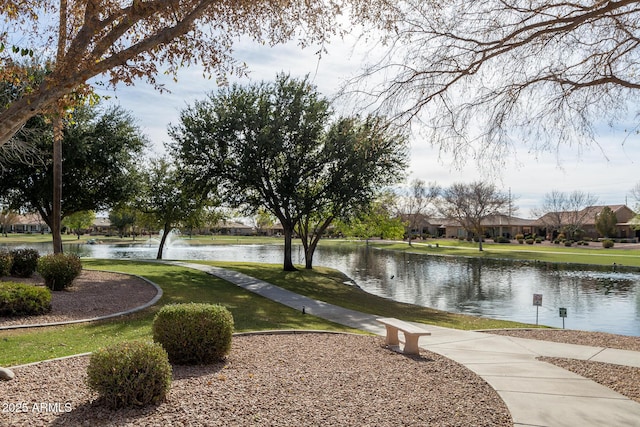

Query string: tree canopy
[350,0,640,163]
[0,103,147,229]
[0,0,397,148]
[169,74,408,270]
[595,206,618,238]
[136,157,209,260]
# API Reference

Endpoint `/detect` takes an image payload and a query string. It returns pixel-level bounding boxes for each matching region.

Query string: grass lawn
[370,239,640,269]
[0,260,354,366]
[2,236,637,366]
[0,258,537,366]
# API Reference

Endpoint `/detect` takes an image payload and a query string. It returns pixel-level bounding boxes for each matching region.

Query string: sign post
[559,307,567,329]
[533,294,543,325]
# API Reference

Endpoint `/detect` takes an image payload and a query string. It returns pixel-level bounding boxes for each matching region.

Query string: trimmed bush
[9,248,39,277]
[564,240,573,247]
[602,239,615,248]
[153,303,234,365]
[37,253,83,291]
[87,340,172,409]
[525,238,534,245]
[0,282,51,316]
[0,251,12,277]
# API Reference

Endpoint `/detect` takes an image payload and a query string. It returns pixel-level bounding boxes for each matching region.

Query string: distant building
[534,204,638,240]
[212,220,255,236]
[7,213,50,234]
[440,215,536,239]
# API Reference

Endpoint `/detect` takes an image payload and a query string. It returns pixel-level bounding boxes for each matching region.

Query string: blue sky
[94,35,640,218]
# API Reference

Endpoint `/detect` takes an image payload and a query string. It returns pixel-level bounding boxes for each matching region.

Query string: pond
[4,241,640,336]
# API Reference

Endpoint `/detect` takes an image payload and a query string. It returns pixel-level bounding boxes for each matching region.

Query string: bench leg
[403,333,421,355]
[384,325,400,347]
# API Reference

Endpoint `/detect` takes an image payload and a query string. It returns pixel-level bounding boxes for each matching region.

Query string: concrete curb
[0,270,163,331]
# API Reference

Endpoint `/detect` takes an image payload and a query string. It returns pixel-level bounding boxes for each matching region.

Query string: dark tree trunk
[282,224,297,271]
[157,223,171,260]
[52,119,63,254]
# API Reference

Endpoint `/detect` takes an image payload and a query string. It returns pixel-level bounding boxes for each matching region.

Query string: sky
[94,35,640,219]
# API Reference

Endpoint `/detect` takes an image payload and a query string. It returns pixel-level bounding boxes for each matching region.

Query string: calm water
[5,241,640,336]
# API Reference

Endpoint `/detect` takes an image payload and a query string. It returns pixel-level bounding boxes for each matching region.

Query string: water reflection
[3,241,639,336]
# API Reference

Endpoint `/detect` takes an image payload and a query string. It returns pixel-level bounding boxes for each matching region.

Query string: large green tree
[137,158,209,259]
[0,104,147,232]
[62,210,96,239]
[295,116,407,268]
[169,75,330,271]
[170,75,408,270]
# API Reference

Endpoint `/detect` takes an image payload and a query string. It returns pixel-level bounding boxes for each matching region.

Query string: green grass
[370,240,640,269]
[4,236,633,366]
[199,261,537,331]
[0,260,356,366]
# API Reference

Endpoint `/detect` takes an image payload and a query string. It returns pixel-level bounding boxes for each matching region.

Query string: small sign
[559,307,567,318]
[533,294,543,306]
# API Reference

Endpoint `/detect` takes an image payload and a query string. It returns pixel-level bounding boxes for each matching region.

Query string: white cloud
[94,34,640,218]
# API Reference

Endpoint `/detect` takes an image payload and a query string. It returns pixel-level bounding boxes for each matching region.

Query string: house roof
[13,213,46,226]
[533,205,636,227]
[438,214,536,228]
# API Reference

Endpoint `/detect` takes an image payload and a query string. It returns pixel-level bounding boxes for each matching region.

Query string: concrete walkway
[170,262,640,427]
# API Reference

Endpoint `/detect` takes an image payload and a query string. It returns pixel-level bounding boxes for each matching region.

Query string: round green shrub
[0,282,51,316]
[153,303,234,365]
[87,340,172,409]
[525,238,534,245]
[0,251,13,277]
[564,240,573,247]
[9,248,39,277]
[37,253,83,291]
[602,239,615,248]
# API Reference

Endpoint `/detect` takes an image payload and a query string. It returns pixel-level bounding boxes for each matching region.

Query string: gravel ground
[0,270,158,327]
[2,270,640,425]
[486,328,640,352]
[2,333,512,426]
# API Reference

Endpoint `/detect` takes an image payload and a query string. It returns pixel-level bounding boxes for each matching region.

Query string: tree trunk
[51,0,67,255]
[52,118,63,254]
[282,224,296,271]
[157,223,171,260]
[304,240,318,269]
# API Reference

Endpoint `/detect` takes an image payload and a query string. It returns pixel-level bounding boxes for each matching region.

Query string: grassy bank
[369,239,640,269]
[3,232,639,267]
[0,259,536,366]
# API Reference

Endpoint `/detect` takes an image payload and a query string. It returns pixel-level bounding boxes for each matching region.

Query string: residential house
[8,213,50,234]
[212,220,255,236]
[534,205,638,240]
[400,213,446,238]
[442,214,537,239]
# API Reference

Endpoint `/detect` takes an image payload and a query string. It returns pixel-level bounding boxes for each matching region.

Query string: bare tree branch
[347,0,640,164]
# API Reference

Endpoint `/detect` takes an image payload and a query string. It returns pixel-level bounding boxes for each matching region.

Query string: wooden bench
[377,317,431,355]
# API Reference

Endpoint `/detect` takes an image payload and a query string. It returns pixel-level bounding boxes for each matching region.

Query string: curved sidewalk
[170,261,640,427]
